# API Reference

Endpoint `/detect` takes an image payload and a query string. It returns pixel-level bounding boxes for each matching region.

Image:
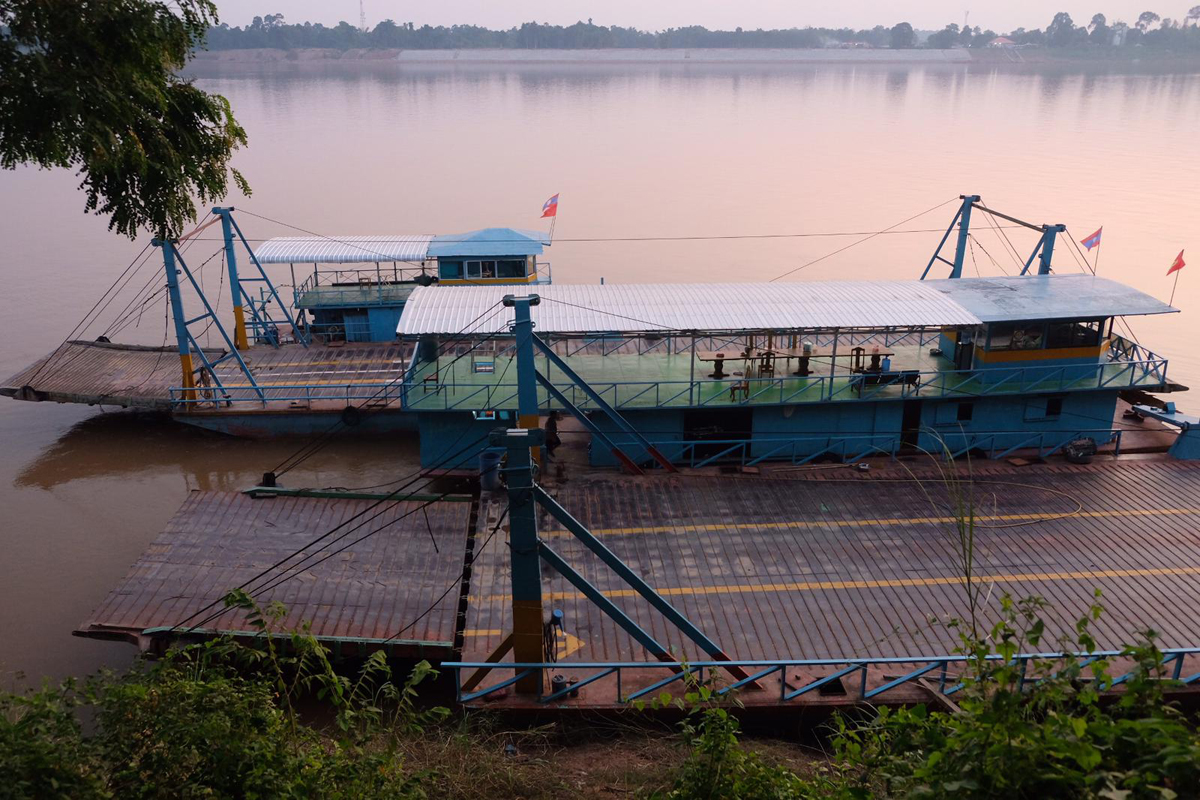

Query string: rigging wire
[768,197,960,282]
[24,242,153,385]
[380,505,509,645]
[28,222,216,384]
[172,431,492,634]
[976,199,1028,271]
[269,301,507,478]
[1061,225,1141,345]
[966,234,1011,277]
[182,225,1027,246]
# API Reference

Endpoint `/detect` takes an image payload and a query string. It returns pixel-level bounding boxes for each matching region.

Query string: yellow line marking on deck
[485,565,1200,604]
[463,628,584,656]
[538,507,1200,539]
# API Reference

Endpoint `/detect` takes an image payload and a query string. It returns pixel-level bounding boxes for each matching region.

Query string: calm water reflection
[1,62,1197,683]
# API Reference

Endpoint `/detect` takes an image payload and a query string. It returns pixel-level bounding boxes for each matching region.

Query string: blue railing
[613,429,1124,468]
[400,356,1169,413]
[443,648,1200,705]
[170,380,408,407]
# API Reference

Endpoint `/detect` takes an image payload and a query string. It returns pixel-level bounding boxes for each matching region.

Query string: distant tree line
[205,10,1200,51]
[928,8,1200,49]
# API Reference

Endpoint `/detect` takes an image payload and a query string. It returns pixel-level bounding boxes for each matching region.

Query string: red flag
[540,193,559,219]
[1168,250,1186,276]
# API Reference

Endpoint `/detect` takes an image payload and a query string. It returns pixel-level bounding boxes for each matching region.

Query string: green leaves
[821,595,1200,799]
[0,0,249,238]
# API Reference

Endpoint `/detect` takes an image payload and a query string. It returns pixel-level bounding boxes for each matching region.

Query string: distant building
[988,36,1016,47]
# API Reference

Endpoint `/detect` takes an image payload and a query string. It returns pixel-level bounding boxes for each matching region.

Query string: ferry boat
[4,197,1195,467]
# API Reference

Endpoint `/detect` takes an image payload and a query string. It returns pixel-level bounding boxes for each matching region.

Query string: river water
[1,61,1198,685]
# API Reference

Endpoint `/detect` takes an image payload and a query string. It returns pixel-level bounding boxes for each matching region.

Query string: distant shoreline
[188,47,1200,71]
[191,48,973,65]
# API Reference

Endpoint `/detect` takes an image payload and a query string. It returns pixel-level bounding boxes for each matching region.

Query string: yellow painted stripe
[973,337,1111,363]
[485,565,1200,604]
[538,506,1200,539]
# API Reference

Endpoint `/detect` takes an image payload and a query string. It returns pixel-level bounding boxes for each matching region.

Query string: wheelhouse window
[497,259,527,278]
[438,261,463,279]
[987,321,1044,351]
[1046,319,1103,349]
[465,260,496,279]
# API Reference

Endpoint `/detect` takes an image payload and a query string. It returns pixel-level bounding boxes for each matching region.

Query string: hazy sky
[214,1,1196,34]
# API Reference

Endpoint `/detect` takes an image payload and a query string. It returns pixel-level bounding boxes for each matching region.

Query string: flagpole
[1094,238,1101,276]
[1170,269,1181,307]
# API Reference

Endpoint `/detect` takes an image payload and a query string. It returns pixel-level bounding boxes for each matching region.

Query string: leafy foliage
[0,0,249,238]
[0,592,444,799]
[652,707,813,800]
[829,594,1200,799]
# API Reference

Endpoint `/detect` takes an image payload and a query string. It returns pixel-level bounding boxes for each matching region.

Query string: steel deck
[76,491,475,658]
[462,460,1200,705]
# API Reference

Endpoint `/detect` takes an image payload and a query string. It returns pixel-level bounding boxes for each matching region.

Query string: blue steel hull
[172,408,418,437]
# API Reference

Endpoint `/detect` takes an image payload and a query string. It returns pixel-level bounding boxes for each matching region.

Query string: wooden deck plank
[465,461,1200,674]
[77,491,472,657]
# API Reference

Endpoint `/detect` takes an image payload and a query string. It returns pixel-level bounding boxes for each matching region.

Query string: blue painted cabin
[394,275,1182,468]
[252,228,551,343]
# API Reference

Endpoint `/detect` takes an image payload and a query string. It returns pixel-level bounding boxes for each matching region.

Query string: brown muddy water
[1,61,1198,685]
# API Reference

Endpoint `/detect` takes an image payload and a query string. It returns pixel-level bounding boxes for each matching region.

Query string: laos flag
[1080,227,1103,251]
[541,193,559,218]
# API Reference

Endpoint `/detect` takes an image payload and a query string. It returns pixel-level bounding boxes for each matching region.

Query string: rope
[768,198,959,282]
[171,432,492,634]
[380,505,509,645]
[269,302,506,477]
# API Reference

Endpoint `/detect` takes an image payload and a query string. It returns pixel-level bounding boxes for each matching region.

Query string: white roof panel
[397,281,983,336]
[254,235,433,264]
[925,274,1177,322]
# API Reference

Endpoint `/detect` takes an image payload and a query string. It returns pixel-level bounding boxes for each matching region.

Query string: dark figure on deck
[545,411,563,457]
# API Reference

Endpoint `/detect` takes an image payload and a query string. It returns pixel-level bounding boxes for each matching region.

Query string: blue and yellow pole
[500,293,546,694]
[213,207,249,350]
[491,426,547,694]
[155,237,196,402]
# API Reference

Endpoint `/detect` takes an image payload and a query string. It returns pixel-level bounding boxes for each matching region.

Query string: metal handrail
[624,429,1123,467]
[166,352,1169,412]
[394,357,1167,413]
[444,647,1200,705]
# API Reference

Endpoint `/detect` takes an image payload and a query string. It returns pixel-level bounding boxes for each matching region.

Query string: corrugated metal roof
[398,275,1178,336]
[254,235,434,264]
[925,274,1177,322]
[428,228,550,258]
[397,281,984,335]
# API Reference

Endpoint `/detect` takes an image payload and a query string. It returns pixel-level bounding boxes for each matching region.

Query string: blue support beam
[534,370,644,475]
[220,209,309,347]
[1039,224,1065,275]
[922,194,979,280]
[212,208,249,351]
[172,243,265,403]
[154,238,197,400]
[491,426,546,695]
[504,295,544,466]
[537,541,674,662]
[950,195,978,279]
[533,485,756,686]
[530,333,677,471]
